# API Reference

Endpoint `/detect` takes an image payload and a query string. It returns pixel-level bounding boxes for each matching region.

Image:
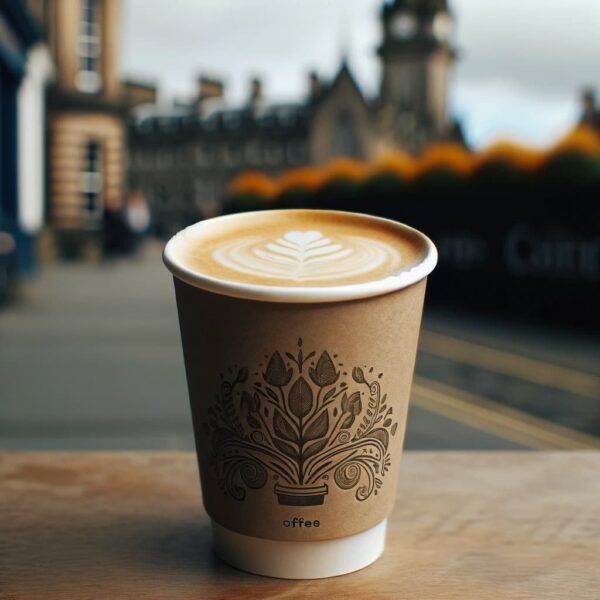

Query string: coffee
[163,209,437,578]
[171,210,427,288]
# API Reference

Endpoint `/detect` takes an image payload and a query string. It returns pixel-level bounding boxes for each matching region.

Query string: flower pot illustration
[274,483,329,506]
[204,339,398,504]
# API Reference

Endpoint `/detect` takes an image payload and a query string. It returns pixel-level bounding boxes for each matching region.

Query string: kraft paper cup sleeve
[175,278,426,542]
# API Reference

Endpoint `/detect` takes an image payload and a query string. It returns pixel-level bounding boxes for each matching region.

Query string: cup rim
[162,209,438,303]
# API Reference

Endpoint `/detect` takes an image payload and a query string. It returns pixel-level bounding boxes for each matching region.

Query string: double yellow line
[414,331,600,450]
[419,331,600,399]
[412,378,600,450]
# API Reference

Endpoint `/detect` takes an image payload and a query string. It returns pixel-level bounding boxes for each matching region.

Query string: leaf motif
[309,351,339,387]
[288,376,313,419]
[322,387,336,403]
[236,368,248,383]
[367,427,390,450]
[304,410,329,441]
[273,438,298,460]
[274,411,298,443]
[352,367,365,384]
[266,388,279,402]
[240,391,252,410]
[341,392,349,413]
[340,413,355,429]
[391,423,398,436]
[383,418,392,428]
[348,391,362,416]
[303,438,327,460]
[247,415,261,429]
[263,351,292,387]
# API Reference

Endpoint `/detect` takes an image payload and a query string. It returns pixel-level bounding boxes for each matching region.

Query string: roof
[132,102,309,137]
[310,60,369,108]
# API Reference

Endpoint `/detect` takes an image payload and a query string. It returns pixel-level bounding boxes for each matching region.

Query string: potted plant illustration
[204,339,398,506]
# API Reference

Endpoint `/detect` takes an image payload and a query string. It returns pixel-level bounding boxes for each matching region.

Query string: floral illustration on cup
[203,339,398,506]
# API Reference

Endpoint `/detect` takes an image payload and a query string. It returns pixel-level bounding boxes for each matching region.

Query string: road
[1,242,599,451]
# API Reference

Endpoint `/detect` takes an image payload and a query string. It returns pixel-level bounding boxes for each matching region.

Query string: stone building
[39,0,130,254]
[129,0,462,238]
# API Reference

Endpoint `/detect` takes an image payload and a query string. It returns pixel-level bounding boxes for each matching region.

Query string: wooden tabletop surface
[1,452,599,599]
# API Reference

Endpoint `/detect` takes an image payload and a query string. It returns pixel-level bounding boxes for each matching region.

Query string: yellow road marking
[419,330,600,399]
[412,377,600,450]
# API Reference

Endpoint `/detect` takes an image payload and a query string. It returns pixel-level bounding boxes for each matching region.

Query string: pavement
[1,241,599,451]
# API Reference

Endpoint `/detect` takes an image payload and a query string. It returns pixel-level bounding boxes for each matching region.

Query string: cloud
[121,0,599,146]
[451,80,579,148]
[121,0,380,103]
[452,0,600,94]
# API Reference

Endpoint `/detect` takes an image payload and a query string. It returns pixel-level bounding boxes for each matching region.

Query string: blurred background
[1,0,599,452]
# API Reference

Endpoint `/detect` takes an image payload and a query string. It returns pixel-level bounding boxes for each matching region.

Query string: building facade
[0,0,52,301]
[40,0,128,254]
[128,0,462,238]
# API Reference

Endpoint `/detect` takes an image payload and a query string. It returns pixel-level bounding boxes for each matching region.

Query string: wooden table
[1,452,598,599]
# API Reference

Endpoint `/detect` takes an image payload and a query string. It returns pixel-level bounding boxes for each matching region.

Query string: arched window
[331,110,360,158]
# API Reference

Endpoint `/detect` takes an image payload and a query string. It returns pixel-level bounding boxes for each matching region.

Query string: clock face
[390,12,418,39]
[432,11,453,42]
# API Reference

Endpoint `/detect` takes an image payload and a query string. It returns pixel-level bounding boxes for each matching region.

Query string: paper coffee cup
[164,210,437,579]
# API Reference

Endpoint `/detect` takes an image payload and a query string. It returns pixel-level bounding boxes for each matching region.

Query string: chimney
[581,87,597,124]
[124,79,158,109]
[308,71,321,100]
[196,76,225,113]
[248,77,263,111]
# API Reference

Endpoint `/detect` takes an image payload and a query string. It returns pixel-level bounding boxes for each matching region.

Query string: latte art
[212,230,401,282]
[165,210,431,295]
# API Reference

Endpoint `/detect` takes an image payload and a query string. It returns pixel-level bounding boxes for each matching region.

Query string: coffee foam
[169,211,429,289]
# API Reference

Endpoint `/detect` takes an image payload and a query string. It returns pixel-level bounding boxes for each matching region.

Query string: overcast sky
[121,0,600,149]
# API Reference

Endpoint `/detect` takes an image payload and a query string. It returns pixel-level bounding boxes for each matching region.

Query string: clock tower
[377,0,455,151]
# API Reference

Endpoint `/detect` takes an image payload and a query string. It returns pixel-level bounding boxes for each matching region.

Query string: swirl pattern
[212,229,401,283]
[334,458,375,501]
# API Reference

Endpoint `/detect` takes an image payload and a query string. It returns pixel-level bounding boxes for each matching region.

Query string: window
[390,13,417,39]
[76,0,102,93]
[156,149,172,169]
[331,111,360,158]
[194,177,215,208]
[286,140,307,165]
[224,143,241,167]
[264,142,283,166]
[195,144,213,167]
[244,140,263,166]
[81,141,102,218]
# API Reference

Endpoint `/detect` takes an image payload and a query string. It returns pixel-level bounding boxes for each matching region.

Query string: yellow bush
[228,127,600,200]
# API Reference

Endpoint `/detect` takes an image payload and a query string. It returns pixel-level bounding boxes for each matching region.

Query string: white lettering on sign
[504,225,600,281]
